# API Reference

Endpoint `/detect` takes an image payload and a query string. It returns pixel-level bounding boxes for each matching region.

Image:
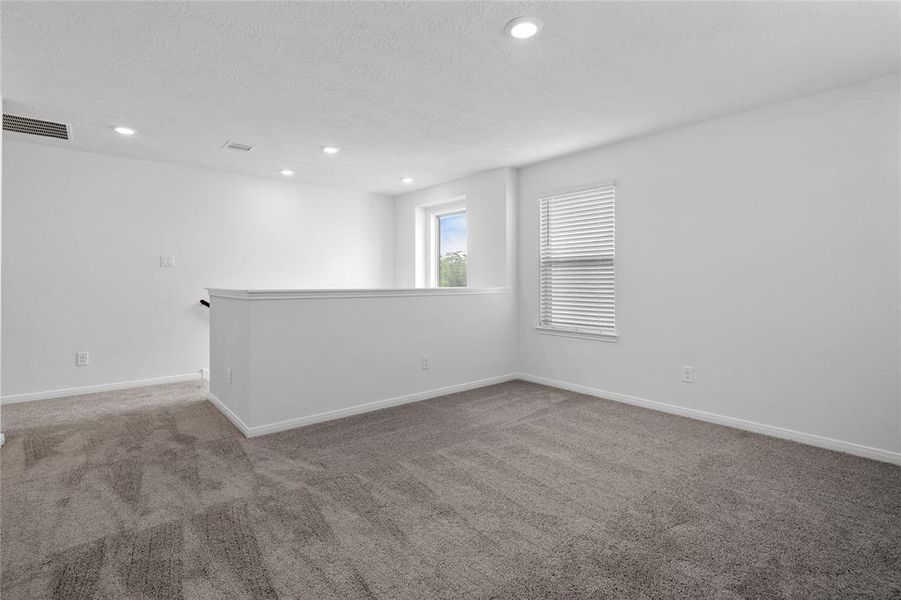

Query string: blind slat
[542,207,614,220]
[539,185,616,336]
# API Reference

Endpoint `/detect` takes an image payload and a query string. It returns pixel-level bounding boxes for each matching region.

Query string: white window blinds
[539,183,616,337]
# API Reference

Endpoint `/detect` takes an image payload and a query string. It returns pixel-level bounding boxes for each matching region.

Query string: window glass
[437,212,467,287]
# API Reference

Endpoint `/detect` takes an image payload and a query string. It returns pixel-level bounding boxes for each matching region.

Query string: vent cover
[3,114,70,140]
[223,141,254,152]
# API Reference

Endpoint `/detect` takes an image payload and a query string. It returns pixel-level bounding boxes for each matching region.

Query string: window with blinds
[539,183,616,338]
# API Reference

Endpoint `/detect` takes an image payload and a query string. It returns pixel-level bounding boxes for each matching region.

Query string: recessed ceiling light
[321,146,340,155]
[223,141,254,152]
[280,169,294,176]
[113,126,136,136]
[401,177,414,184]
[506,16,542,39]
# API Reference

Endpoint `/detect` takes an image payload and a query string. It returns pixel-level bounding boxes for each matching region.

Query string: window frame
[422,200,467,288]
[536,182,618,342]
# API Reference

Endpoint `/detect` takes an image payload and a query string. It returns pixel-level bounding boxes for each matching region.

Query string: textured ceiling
[2,1,899,195]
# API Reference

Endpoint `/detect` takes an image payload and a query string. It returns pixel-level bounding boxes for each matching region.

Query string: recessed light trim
[280,169,295,176]
[401,177,414,184]
[321,146,340,155]
[223,141,254,152]
[506,16,542,39]
[113,126,136,136]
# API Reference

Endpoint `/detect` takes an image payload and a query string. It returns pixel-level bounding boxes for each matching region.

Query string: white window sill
[207,287,510,301]
[535,326,619,343]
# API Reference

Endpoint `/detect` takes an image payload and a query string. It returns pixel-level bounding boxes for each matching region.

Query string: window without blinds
[539,184,616,337]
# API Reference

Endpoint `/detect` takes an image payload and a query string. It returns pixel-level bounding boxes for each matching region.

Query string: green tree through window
[439,250,467,287]
[438,212,466,287]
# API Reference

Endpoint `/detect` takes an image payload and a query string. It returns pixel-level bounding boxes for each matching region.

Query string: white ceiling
[2,1,898,195]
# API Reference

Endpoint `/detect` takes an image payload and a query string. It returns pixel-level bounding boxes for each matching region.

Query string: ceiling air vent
[223,141,254,152]
[3,114,70,140]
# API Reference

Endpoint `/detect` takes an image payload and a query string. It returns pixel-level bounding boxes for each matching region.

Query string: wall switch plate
[681,365,695,383]
[159,255,176,267]
[421,354,430,370]
[75,351,90,367]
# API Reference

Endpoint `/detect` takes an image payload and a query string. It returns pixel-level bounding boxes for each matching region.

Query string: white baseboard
[12,368,894,466]
[206,391,251,437]
[1,372,205,405]
[207,373,519,438]
[517,373,901,466]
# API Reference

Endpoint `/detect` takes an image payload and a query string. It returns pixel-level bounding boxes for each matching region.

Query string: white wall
[518,75,900,454]
[0,93,4,425]
[209,288,517,434]
[4,76,898,462]
[2,142,395,399]
[394,168,516,288]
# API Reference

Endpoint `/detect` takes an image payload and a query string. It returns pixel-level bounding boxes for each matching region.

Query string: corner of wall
[505,167,521,369]
[897,72,901,453]
[0,91,4,402]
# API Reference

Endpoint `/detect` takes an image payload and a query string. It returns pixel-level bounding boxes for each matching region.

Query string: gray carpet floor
[1,380,899,599]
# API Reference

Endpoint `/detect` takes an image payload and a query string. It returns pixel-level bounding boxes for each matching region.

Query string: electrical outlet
[227,366,233,385]
[421,354,430,370]
[75,351,90,367]
[159,255,176,267]
[681,365,695,383]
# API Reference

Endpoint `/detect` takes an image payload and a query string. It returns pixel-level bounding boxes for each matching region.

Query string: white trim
[200,368,210,381]
[207,373,518,438]
[535,326,619,342]
[1,372,203,404]
[533,180,617,201]
[207,287,509,301]
[517,373,901,466]
[206,391,251,437]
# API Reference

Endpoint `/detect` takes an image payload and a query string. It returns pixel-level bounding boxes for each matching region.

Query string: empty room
[1,1,899,598]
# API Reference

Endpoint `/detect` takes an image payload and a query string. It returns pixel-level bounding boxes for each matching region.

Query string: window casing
[538,183,616,339]
[422,201,467,288]
[434,211,467,287]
